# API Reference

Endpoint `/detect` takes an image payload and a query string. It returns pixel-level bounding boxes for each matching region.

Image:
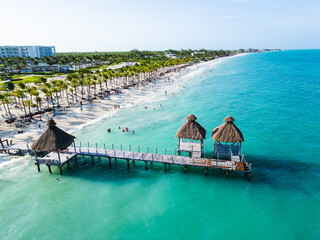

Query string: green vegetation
[0,57,193,120]
[0,48,266,76]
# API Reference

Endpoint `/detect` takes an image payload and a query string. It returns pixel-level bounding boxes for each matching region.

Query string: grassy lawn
[11,75,27,79]
[12,75,44,84]
[0,75,45,86]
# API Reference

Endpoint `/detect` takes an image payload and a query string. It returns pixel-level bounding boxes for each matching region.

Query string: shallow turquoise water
[1,50,320,239]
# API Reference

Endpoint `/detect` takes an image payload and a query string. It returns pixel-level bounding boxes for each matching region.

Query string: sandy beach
[0,55,243,146]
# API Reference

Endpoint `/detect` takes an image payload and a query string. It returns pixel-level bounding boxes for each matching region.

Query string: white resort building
[0,46,56,58]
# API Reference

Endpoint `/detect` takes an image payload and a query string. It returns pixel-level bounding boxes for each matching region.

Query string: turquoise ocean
[1,50,320,239]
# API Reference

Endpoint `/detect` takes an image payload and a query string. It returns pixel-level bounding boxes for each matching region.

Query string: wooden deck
[36,152,77,166]
[0,139,251,178]
[66,146,249,171]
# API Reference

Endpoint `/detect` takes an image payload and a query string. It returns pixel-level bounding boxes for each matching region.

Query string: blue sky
[1,0,319,52]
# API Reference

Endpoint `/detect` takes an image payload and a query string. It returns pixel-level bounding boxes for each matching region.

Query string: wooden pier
[0,139,251,179]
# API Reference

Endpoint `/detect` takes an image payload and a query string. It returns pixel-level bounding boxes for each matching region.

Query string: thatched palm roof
[31,119,76,152]
[175,114,206,140]
[212,116,244,143]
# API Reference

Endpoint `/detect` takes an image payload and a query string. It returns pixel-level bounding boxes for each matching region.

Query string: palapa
[212,116,244,143]
[175,114,206,140]
[31,119,76,152]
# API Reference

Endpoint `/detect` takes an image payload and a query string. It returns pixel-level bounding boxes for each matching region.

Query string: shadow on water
[41,154,320,194]
[245,154,320,193]
[47,156,240,183]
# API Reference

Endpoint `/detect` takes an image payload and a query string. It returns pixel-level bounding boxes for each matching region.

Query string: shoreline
[0,53,247,148]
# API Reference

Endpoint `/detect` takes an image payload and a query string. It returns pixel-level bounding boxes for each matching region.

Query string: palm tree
[0,93,9,116]
[52,87,60,107]
[78,78,85,99]
[2,95,14,119]
[71,79,78,102]
[23,100,32,119]
[41,88,52,109]
[62,82,70,106]
[36,96,43,117]
[69,88,75,106]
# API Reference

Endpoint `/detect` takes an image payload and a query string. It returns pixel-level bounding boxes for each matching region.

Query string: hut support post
[36,163,40,172]
[59,166,63,175]
[57,151,61,165]
[73,141,76,153]
[47,165,52,174]
[145,161,148,170]
[127,160,130,169]
[214,141,217,154]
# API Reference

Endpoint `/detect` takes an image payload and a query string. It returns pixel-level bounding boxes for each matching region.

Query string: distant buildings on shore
[0,46,56,58]
[165,52,177,59]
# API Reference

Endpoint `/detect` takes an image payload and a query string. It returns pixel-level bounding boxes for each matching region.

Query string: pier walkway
[0,140,251,178]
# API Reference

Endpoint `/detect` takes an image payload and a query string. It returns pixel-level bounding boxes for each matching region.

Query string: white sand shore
[0,54,246,146]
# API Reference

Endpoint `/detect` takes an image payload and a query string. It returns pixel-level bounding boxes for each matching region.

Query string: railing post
[87,142,89,154]
[112,144,114,150]
[138,146,140,152]
[156,147,158,154]
[104,144,106,155]
[96,143,98,154]
[129,144,131,151]
[147,147,149,153]
[121,144,122,151]
[73,141,76,153]
[165,148,167,155]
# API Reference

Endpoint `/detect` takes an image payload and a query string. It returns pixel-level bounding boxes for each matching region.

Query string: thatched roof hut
[31,119,76,152]
[212,116,244,143]
[175,114,206,140]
